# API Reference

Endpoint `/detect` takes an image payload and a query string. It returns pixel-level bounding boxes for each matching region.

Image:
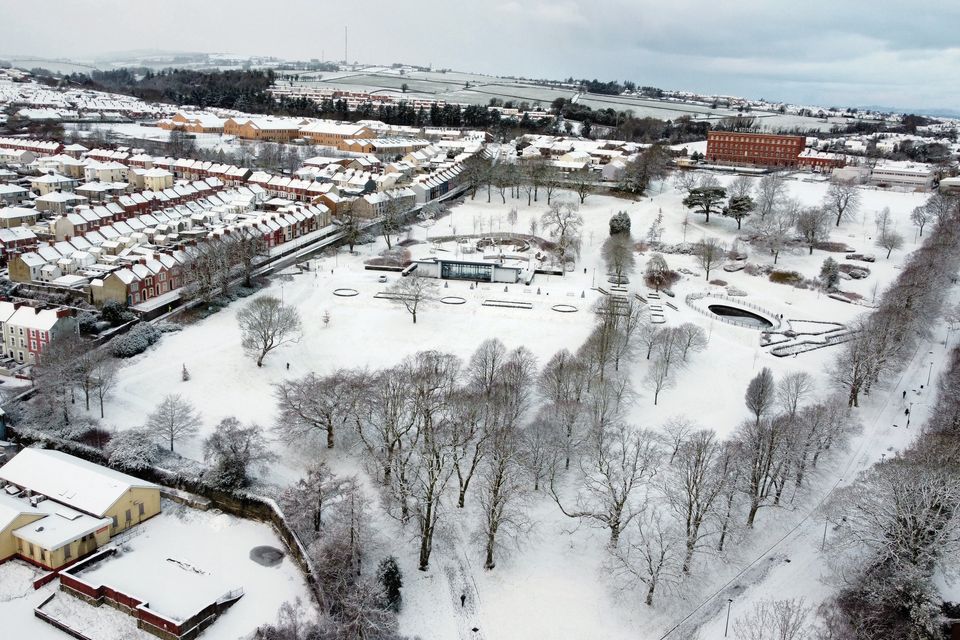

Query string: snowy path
[439,518,487,640]
[684,300,958,638]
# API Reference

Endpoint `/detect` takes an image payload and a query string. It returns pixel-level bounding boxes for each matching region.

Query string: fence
[685,292,784,331]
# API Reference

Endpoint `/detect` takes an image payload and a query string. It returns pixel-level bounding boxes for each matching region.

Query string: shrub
[110,323,162,358]
[609,211,631,235]
[709,279,728,286]
[377,556,403,613]
[77,311,99,334]
[155,321,182,333]
[769,270,804,285]
[814,241,855,253]
[101,300,135,326]
[108,429,160,471]
[76,427,112,450]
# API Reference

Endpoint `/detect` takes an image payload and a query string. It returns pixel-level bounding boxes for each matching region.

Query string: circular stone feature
[551,304,578,313]
[249,545,285,567]
[332,288,359,297]
[707,304,773,328]
[440,296,466,305]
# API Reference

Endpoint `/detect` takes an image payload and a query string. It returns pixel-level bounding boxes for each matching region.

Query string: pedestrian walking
[903,390,907,400]
[460,593,466,608]
[286,362,290,371]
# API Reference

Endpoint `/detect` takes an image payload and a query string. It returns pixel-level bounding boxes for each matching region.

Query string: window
[138,503,145,517]
[125,509,132,524]
[111,515,118,529]
[63,544,71,560]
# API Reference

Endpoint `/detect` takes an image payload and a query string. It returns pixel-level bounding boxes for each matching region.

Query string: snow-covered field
[88,173,934,638]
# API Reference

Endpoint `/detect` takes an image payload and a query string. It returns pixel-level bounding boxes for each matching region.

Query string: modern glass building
[440,261,493,281]
[414,258,522,284]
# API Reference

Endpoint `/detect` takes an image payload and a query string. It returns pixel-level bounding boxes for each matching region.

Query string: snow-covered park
[87,171,945,639]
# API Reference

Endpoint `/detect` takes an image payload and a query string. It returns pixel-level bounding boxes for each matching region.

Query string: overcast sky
[2,0,958,111]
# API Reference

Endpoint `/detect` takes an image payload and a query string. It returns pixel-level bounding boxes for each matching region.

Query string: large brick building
[705,131,806,168]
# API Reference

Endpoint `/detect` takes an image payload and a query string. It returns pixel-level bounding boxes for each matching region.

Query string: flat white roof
[13,499,111,550]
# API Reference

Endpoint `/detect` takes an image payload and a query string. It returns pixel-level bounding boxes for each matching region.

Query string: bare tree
[552,422,660,546]
[352,366,416,488]
[755,173,788,222]
[637,323,663,361]
[274,371,359,449]
[736,415,790,527]
[732,598,814,640]
[147,393,202,452]
[647,346,674,405]
[672,171,699,196]
[569,169,594,204]
[406,351,460,571]
[520,411,556,491]
[379,193,407,250]
[277,460,346,542]
[824,179,861,227]
[661,416,696,464]
[728,175,753,200]
[776,371,815,419]
[876,228,904,259]
[238,296,303,367]
[478,422,529,569]
[229,229,267,288]
[610,509,681,606]
[755,200,798,264]
[92,356,118,419]
[541,200,583,271]
[387,273,439,324]
[664,428,725,573]
[910,205,931,238]
[539,349,587,471]
[675,323,708,361]
[795,206,832,255]
[693,237,725,280]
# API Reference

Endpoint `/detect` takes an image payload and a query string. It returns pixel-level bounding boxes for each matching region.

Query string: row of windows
[712,135,801,145]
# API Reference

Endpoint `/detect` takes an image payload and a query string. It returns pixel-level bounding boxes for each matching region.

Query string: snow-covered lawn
[0,561,65,640]
[39,591,151,640]
[89,174,932,638]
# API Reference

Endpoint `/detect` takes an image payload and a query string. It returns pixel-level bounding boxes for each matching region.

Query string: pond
[708,304,773,328]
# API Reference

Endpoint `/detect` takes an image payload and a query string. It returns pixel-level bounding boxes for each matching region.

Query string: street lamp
[724,598,734,637]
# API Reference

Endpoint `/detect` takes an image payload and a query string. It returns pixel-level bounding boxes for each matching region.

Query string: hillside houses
[352,187,417,219]
[0,301,76,366]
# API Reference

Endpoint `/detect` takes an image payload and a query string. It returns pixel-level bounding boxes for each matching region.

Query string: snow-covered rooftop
[0,449,157,517]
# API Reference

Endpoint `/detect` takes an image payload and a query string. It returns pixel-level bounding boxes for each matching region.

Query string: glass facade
[440,261,492,281]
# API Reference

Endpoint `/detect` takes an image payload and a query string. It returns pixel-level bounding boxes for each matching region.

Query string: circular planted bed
[707,304,773,328]
[332,288,359,297]
[551,304,578,313]
[440,296,466,305]
[249,545,285,567]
